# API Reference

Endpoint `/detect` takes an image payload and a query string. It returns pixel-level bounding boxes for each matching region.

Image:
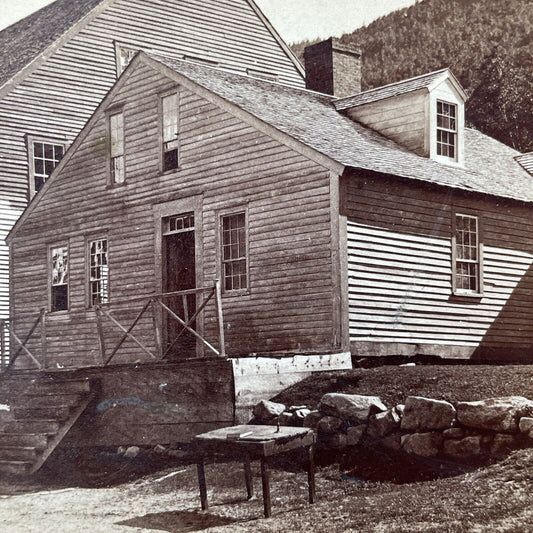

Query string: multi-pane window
[89,239,109,306]
[221,212,248,291]
[161,92,179,172]
[50,245,68,312]
[109,111,125,184]
[454,214,481,293]
[32,141,64,194]
[436,101,457,159]
[115,43,137,76]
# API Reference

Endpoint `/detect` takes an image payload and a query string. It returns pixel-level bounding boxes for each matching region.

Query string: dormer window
[436,101,457,160]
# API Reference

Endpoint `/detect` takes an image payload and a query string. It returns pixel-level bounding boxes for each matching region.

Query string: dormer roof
[516,153,533,176]
[334,68,467,111]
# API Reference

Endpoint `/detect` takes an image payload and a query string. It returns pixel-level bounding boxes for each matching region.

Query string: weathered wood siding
[0,0,305,324]
[63,359,235,445]
[343,172,533,360]
[346,90,428,156]
[10,61,337,368]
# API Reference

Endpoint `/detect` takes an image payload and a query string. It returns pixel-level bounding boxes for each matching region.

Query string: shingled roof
[149,53,532,203]
[0,0,105,88]
[334,68,464,110]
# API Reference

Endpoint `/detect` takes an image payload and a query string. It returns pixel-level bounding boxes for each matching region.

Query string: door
[162,212,197,358]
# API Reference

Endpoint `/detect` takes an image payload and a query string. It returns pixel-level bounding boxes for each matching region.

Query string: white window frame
[219,209,249,294]
[108,109,125,185]
[452,212,483,296]
[26,135,68,199]
[88,237,109,307]
[114,42,137,77]
[49,243,69,312]
[436,100,458,160]
[159,89,180,173]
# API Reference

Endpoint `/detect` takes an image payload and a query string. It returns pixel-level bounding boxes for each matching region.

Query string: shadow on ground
[117,510,239,532]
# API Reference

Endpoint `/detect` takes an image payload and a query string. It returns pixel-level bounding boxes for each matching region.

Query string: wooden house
[2,37,533,474]
[0,0,305,334]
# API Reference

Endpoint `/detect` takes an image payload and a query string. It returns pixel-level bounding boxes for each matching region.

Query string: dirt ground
[2,448,533,533]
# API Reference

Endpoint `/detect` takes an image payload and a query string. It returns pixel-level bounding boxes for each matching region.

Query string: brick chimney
[304,37,361,98]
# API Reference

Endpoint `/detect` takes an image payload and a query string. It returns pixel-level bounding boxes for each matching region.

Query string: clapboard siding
[10,62,335,368]
[346,90,428,157]
[343,173,533,359]
[0,0,304,325]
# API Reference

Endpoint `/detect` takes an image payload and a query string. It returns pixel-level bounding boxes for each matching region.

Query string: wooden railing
[95,281,225,366]
[0,281,226,372]
[0,309,45,373]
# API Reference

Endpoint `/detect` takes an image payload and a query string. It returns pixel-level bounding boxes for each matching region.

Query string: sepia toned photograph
[0,0,532,531]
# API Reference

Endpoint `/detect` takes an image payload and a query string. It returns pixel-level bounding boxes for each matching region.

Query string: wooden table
[193,425,316,518]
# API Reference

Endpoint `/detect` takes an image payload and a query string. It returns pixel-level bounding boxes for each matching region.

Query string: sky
[0,0,418,43]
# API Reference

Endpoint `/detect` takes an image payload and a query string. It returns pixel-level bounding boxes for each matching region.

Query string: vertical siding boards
[344,174,533,359]
[0,0,304,325]
[11,65,335,368]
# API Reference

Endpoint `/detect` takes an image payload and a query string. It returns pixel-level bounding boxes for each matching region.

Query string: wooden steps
[0,373,96,475]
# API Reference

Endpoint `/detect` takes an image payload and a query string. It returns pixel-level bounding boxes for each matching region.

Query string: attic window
[27,137,66,198]
[109,111,125,184]
[161,92,179,172]
[115,43,137,76]
[436,101,457,160]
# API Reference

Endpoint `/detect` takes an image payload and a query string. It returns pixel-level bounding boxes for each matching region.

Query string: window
[50,245,68,312]
[89,239,109,306]
[453,213,482,294]
[28,139,66,197]
[436,101,457,160]
[115,43,137,76]
[161,92,179,172]
[221,212,248,292]
[109,111,125,184]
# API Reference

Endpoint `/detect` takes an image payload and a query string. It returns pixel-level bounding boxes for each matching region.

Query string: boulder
[380,432,402,452]
[456,397,533,433]
[442,427,465,439]
[317,415,344,435]
[491,434,518,456]
[321,432,347,449]
[395,404,405,418]
[303,410,323,429]
[401,432,442,457]
[443,436,482,458]
[293,408,311,426]
[401,396,456,431]
[346,425,366,446]
[123,446,141,459]
[252,400,286,423]
[367,409,401,438]
[519,417,533,434]
[319,393,387,424]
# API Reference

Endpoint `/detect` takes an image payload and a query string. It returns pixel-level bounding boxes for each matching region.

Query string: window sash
[50,245,69,312]
[454,214,481,293]
[161,92,179,171]
[89,239,109,306]
[109,112,125,183]
[31,141,65,194]
[437,101,457,159]
[221,212,248,291]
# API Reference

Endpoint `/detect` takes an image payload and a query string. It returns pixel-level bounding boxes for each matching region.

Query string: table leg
[243,454,254,500]
[261,457,271,518]
[307,444,316,504]
[197,456,208,510]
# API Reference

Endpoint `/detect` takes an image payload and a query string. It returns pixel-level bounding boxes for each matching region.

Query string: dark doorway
[162,214,196,358]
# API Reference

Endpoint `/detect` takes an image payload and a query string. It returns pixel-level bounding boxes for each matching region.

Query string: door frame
[153,195,204,356]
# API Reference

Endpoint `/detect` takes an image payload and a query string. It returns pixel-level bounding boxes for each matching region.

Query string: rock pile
[252,394,533,460]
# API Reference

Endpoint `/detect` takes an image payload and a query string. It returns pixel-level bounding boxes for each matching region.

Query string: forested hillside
[292,0,532,152]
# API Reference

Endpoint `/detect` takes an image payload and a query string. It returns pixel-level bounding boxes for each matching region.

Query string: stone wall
[252,394,533,460]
